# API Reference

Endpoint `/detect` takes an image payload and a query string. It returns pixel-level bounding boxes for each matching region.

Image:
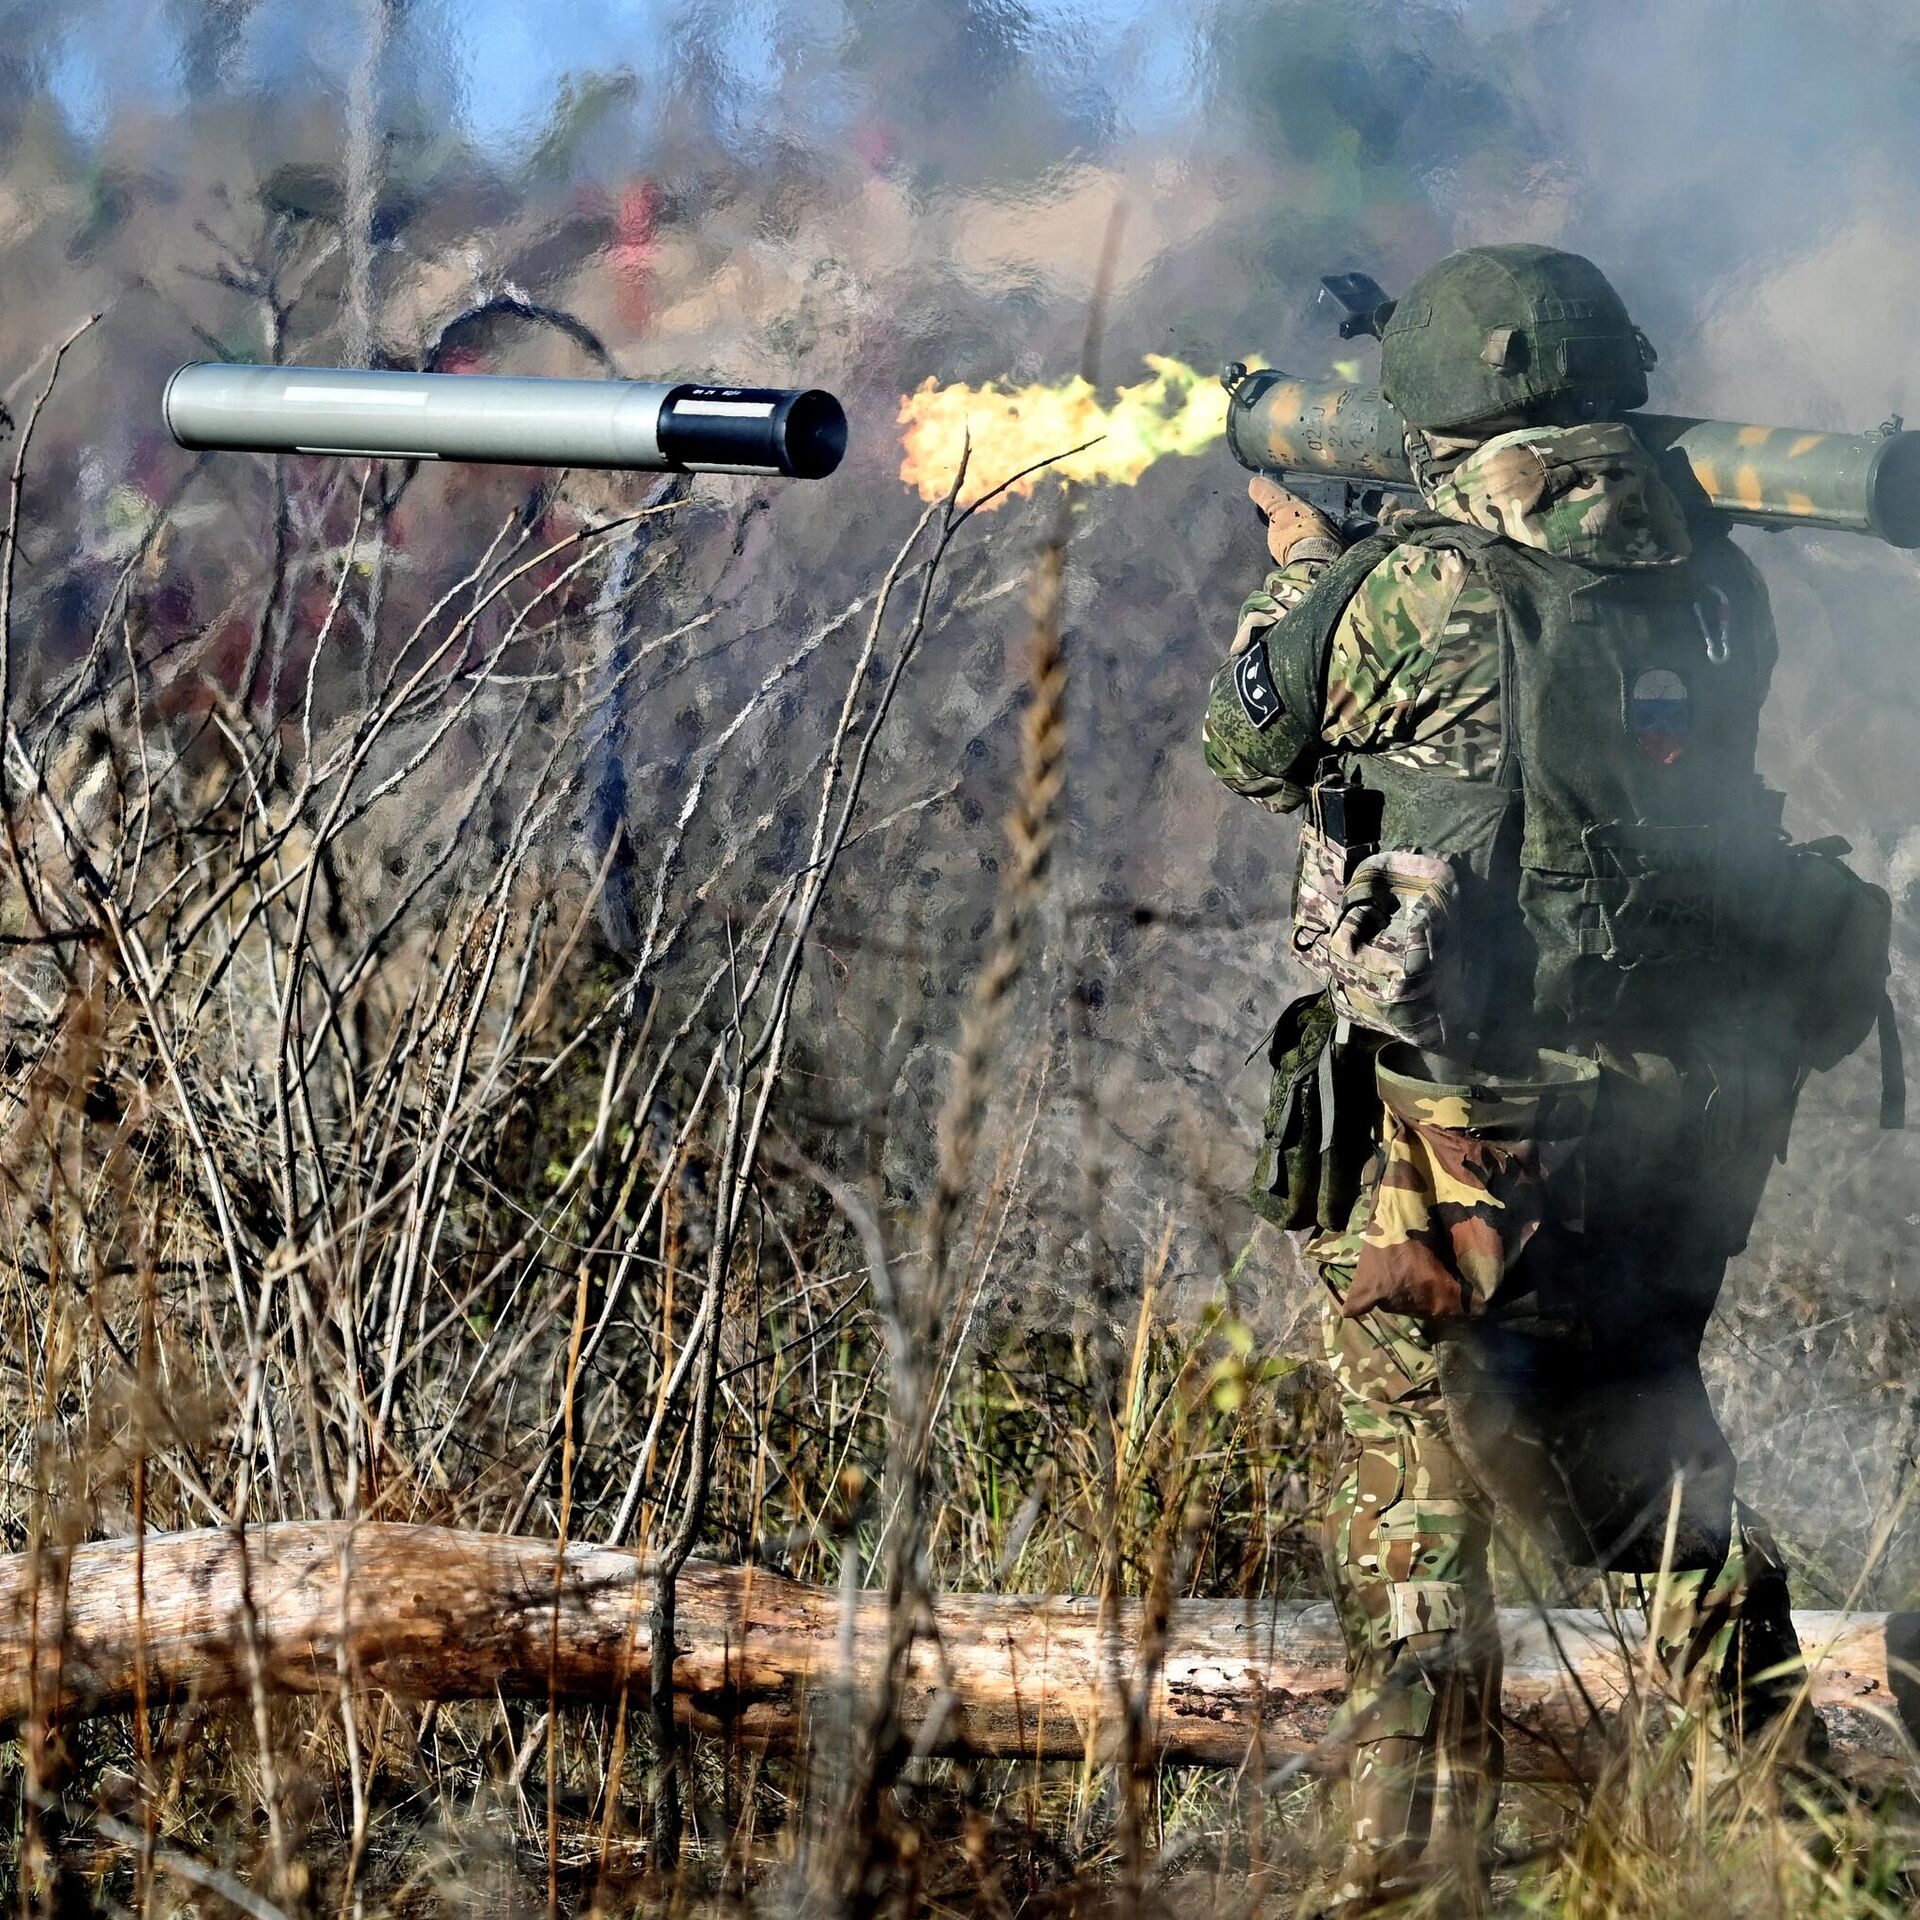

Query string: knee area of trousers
[1350,1675,1439,1745]
[1347,1609,1474,1741]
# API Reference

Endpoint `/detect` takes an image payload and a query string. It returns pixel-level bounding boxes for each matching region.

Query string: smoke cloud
[3,0,1916,1599]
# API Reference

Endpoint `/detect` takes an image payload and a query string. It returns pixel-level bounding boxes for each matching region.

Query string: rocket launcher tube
[1223,365,1920,547]
[1632,413,1920,547]
[165,364,848,480]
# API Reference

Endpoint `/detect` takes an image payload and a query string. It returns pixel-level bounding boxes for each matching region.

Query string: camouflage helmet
[1379,244,1655,431]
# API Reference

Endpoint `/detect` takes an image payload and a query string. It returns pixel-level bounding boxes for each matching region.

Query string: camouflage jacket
[1201,421,1694,810]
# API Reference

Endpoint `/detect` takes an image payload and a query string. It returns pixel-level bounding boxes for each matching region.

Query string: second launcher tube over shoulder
[1221,364,1920,547]
[165,364,848,480]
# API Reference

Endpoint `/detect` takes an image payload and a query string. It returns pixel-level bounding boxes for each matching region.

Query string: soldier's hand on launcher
[1248,474,1338,565]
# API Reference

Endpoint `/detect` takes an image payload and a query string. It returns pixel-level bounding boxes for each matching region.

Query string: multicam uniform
[1205,425,1812,1899]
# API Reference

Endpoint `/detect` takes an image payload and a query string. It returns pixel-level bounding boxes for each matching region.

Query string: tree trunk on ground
[2,1523,1912,1781]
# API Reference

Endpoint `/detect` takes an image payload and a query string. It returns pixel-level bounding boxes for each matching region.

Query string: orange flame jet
[897,356,1224,508]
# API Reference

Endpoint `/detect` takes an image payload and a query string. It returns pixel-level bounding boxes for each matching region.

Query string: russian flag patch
[1629,667,1692,766]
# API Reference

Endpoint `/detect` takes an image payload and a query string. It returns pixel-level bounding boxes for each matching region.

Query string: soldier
[1202,246,1893,1908]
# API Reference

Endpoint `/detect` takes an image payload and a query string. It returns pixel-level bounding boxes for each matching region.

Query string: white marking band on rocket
[674,400,777,418]
[283,386,431,407]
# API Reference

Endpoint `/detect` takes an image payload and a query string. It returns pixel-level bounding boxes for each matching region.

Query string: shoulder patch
[1233,639,1283,731]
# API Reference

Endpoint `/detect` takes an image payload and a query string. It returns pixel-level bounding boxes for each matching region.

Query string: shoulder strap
[1879,994,1906,1131]
[1390,514,1502,553]
[1340,516,1527,795]
[1280,530,1401,727]
[1393,516,1538,596]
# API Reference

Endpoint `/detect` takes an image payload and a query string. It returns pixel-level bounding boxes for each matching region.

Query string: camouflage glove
[1248,474,1341,567]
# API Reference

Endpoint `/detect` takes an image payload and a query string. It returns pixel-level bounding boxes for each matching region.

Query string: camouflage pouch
[1249,990,1382,1233]
[1288,817,1351,976]
[1343,1042,1599,1322]
[1325,850,1463,1047]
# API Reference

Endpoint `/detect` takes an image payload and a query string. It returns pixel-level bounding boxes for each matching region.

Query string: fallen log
[2,1523,1913,1781]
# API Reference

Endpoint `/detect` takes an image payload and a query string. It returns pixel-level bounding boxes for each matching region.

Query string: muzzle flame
[897,356,1222,508]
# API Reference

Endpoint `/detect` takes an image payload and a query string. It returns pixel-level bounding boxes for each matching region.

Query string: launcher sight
[1317,272,1398,343]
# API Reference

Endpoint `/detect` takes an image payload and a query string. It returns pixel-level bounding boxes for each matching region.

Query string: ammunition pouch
[1326,849,1464,1048]
[1249,990,1381,1234]
[1291,773,1472,1049]
[1289,814,1352,977]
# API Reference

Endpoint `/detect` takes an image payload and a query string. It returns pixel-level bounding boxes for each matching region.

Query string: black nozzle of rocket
[656,385,848,479]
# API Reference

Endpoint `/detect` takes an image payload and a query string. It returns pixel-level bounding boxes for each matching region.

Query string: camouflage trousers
[1314,1266,1805,1905]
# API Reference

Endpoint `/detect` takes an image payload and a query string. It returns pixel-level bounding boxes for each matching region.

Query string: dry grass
[0,323,1911,1920]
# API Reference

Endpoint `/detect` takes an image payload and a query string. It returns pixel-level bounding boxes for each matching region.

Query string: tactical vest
[1255,508,1896,1248]
[1289,513,1849,1055]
